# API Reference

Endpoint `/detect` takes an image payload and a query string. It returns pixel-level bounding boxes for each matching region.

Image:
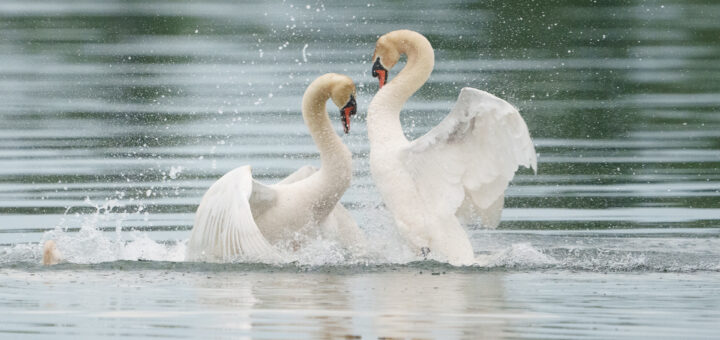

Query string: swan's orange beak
[372,57,387,88]
[340,95,356,134]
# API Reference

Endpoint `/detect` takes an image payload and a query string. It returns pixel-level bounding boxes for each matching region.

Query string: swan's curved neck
[301,77,352,195]
[368,31,435,148]
[386,32,435,101]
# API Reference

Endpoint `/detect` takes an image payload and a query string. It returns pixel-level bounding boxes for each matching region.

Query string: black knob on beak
[340,95,357,134]
[371,58,388,88]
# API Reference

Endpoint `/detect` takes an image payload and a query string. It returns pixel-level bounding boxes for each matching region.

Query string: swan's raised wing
[186,166,281,263]
[401,87,536,228]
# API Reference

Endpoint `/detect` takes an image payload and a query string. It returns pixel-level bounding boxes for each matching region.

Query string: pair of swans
[185,30,536,266]
[42,30,536,266]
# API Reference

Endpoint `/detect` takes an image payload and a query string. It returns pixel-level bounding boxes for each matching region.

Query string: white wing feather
[402,87,536,228]
[186,166,281,262]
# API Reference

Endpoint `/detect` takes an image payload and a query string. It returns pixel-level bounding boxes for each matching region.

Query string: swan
[185,73,366,262]
[367,30,537,266]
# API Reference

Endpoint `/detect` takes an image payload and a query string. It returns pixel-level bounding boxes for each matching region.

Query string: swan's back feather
[276,165,318,185]
[249,175,277,217]
[186,166,280,262]
[402,87,536,228]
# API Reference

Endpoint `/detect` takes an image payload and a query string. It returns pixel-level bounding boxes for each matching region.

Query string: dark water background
[1,0,719,338]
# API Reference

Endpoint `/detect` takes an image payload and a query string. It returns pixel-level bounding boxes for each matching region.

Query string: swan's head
[371,34,401,89]
[372,30,432,89]
[328,74,357,134]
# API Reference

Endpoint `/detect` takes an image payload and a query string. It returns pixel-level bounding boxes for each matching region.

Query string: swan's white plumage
[185,73,364,263]
[368,30,536,265]
[186,164,363,263]
[276,165,317,185]
[186,166,281,262]
[402,87,536,228]
[273,164,366,252]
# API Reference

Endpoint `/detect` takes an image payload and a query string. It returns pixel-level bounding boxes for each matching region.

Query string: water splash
[475,243,558,268]
[38,227,186,264]
[3,229,719,272]
[1,201,718,272]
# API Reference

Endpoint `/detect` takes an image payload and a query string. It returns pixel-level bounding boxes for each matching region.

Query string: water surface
[1,0,719,338]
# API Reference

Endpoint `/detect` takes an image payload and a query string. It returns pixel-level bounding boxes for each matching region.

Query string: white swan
[186,73,366,262]
[367,30,537,265]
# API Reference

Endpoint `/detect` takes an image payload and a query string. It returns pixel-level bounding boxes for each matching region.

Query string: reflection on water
[2,269,719,339]
[1,0,720,338]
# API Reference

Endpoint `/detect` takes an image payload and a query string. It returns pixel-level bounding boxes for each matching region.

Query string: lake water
[1,0,719,338]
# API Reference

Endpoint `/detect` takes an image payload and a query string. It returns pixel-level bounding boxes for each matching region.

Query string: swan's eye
[371,57,388,88]
[340,95,357,134]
